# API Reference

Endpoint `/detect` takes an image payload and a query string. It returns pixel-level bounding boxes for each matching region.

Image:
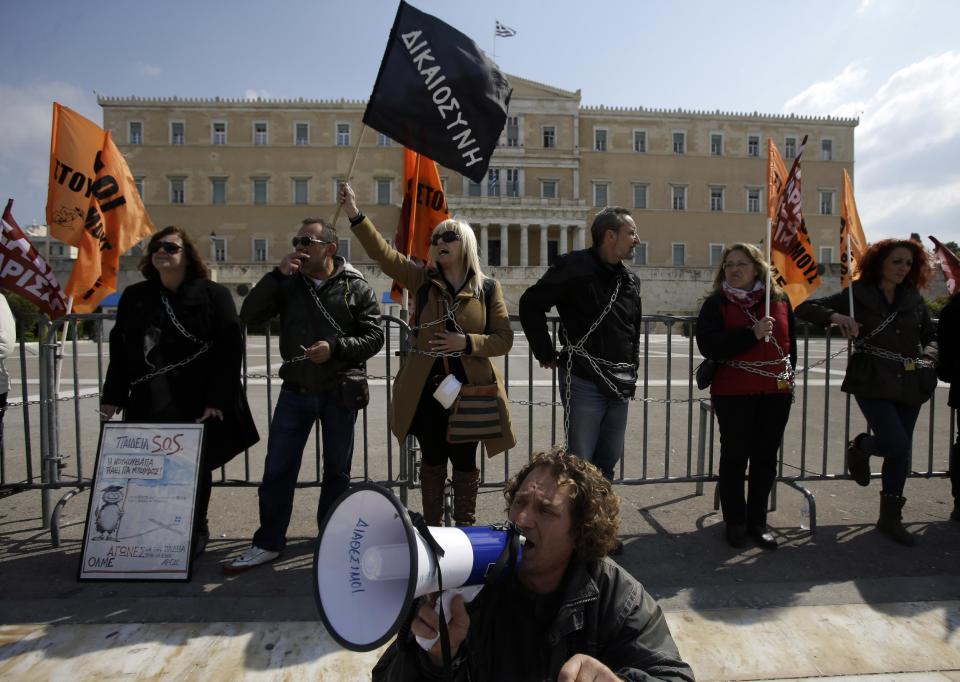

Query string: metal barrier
[0,313,951,544]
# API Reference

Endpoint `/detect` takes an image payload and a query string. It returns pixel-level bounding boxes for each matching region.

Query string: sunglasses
[149,241,183,255]
[292,236,331,248]
[431,231,461,246]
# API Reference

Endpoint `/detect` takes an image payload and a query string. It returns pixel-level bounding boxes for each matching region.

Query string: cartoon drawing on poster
[80,423,204,581]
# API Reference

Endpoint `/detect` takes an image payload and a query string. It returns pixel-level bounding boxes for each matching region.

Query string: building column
[520,224,529,267]
[575,224,586,251]
[572,169,580,200]
[500,225,509,266]
[480,224,489,266]
[539,225,549,267]
[558,225,568,256]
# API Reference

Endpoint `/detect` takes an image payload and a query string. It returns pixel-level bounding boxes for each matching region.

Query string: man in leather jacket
[226,218,384,572]
[519,208,642,480]
[373,449,694,682]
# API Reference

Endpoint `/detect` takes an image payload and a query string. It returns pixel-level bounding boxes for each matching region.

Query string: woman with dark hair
[101,226,259,557]
[696,243,796,550]
[797,238,938,546]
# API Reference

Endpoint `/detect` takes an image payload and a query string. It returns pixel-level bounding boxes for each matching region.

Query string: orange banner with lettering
[839,169,868,288]
[766,137,820,308]
[46,103,154,312]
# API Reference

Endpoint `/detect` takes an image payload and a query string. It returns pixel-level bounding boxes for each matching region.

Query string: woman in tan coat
[339,182,515,526]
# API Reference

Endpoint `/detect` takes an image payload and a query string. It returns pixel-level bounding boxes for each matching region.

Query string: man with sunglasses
[226,218,384,572]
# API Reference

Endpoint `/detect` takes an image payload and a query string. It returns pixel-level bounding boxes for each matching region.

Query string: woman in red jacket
[696,244,796,550]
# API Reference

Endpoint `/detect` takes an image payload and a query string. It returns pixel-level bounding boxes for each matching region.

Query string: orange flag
[840,169,868,288]
[390,149,449,303]
[46,103,154,312]
[766,137,820,308]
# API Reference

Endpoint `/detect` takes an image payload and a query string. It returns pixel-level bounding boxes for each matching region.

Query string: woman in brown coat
[339,182,515,526]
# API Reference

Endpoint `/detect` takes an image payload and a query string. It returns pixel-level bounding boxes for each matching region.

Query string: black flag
[364,1,513,183]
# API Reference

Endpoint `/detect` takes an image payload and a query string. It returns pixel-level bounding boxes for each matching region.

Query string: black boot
[725,523,747,548]
[748,524,778,550]
[846,433,871,487]
[877,492,917,546]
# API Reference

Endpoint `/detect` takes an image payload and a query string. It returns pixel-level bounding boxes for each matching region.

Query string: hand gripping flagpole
[330,124,367,228]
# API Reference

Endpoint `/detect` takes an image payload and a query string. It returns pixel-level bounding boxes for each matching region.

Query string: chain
[130,295,211,387]
[848,310,933,370]
[407,296,468,359]
[722,307,795,387]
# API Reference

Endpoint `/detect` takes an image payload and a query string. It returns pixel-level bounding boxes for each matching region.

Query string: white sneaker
[224,545,279,573]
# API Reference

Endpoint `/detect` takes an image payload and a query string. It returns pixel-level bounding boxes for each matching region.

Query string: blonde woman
[338,182,515,526]
[696,243,796,550]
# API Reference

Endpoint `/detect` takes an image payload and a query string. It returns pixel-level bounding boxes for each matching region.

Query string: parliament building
[99,75,857,314]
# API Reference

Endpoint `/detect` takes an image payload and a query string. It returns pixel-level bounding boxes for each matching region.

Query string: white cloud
[134,62,162,77]
[784,52,960,244]
[244,88,273,100]
[857,0,874,14]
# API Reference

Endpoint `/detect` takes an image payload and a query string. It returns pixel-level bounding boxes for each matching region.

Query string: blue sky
[2,0,958,245]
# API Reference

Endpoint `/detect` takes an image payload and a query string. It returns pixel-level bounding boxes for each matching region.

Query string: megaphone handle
[414,585,484,651]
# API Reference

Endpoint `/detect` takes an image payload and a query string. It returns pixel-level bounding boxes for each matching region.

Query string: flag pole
[847,231,855,319]
[764,218,772,342]
[54,295,74,397]
[330,124,367,227]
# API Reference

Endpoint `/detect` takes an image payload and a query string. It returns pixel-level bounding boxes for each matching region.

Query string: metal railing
[0,313,950,544]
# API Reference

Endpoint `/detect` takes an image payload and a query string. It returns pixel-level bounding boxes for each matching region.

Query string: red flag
[0,199,69,319]
[390,149,449,303]
[767,136,821,307]
[929,235,960,295]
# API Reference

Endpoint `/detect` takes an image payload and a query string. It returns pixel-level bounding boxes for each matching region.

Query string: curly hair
[139,226,209,281]
[503,448,620,561]
[856,238,931,290]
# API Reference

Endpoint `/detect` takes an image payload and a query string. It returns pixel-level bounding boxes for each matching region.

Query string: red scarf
[720,280,765,309]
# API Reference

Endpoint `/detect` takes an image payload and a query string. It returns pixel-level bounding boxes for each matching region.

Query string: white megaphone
[313,483,524,652]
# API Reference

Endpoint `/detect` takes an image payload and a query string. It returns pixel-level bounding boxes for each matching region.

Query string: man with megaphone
[372,449,694,681]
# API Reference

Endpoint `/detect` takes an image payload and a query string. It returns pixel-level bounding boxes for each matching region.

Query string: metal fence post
[39,319,62,529]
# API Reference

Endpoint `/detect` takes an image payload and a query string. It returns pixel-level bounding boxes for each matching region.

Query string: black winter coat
[519,248,642,398]
[239,258,384,393]
[102,277,259,469]
[372,556,694,682]
[937,294,959,409]
[796,281,939,406]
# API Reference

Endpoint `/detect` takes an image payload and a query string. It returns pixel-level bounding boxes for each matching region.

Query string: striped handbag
[446,382,503,443]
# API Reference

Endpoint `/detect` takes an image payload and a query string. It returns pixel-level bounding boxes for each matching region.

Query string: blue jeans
[253,387,357,552]
[560,373,629,480]
[854,396,921,496]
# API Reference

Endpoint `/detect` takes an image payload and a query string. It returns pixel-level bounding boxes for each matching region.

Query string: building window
[748,135,760,157]
[633,242,648,266]
[468,179,482,197]
[710,133,723,156]
[377,132,391,146]
[134,177,144,198]
[671,185,686,211]
[211,237,226,263]
[488,169,500,197]
[254,122,268,145]
[506,116,519,147]
[594,128,607,152]
[211,178,226,205]
[170,121,185,145]
[633,130,647,153]
[293,178,309,205]
[709,243,724,267]
[541,180,557,199]
[820,246,835,264]
[295,123,309,146]
[633,184,648,209]
[212,122,227,145]
[128,121,143,145]
[821,139,833,161]
[673,132,685,154]
[253,178,268,205]
[785,136,797,159]
[672,243,686,266]
[338,239,351,260]
[542,126,556,148]
[487,239,501,266]
[747,188,761,213]
[710,187,724,212]
[336,123,351,146]
[169,178,185,204]
[253,238,268,263]
[376,178,392,205]
[593,182,609,207]
[506,169,520,197]
[820,190,835,215]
